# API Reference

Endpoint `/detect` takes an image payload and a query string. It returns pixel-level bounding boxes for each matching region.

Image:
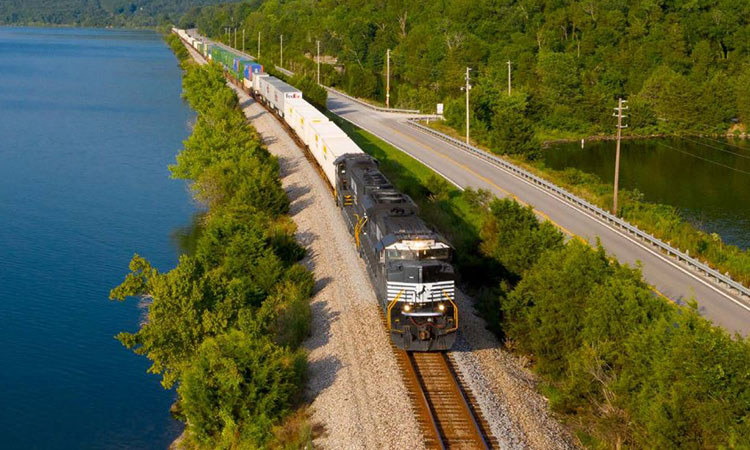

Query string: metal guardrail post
[404,119,750,300]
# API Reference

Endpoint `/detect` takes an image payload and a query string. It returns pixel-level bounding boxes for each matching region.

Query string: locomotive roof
[340,154,447,248]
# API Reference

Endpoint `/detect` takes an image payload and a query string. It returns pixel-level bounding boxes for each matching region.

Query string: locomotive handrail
[386,290,405,331]
[406,119,750,301]
[443,290,459,333]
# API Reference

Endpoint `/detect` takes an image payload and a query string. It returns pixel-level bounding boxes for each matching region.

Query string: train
[173,29,457,351]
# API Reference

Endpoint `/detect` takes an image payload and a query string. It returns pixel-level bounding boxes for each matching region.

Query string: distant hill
[0,0,228,27]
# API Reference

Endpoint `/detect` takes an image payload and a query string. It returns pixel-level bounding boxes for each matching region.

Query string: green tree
[488,92,540,159]
[179,330,306,449]
[479,198,563,277]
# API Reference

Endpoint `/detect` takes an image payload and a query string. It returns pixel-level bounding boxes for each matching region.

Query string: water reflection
[170,211,207,257]
[544,137,750,249]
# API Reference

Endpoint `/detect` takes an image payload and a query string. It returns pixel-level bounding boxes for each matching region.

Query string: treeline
[187,0,750,150]
[110,56,313,448]
[471,194,750,448]
[0,0,225,27]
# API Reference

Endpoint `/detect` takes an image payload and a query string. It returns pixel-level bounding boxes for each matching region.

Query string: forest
[188,0,750,147]
[112,38,313,448]
[0,0,225,27]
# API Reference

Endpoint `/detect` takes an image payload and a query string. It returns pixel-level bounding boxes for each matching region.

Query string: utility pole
[612,98,629,215]
[462,67,472,144]
[507,60,512,95]
[234,28,237,49]
[258,32,261,59]
[386,49,391,108]
[317,40,321,84]
[242,29,245,53]
[280,34,283,68]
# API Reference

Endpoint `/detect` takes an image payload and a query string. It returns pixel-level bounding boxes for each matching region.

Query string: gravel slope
[230,86,425,450]
[451,291,579,449]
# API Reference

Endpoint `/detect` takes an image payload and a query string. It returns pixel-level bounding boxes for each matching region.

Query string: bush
[479,198,563,277]
[478,196,750,448]
[179,331,306,449]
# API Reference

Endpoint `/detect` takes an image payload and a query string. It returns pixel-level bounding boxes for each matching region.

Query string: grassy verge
[424,120,750,287]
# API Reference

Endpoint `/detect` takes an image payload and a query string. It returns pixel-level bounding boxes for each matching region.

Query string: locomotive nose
[401,261,454,284]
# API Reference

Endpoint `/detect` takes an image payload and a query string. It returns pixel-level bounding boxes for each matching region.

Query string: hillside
[0,0,227,27]
[193,0,750,153]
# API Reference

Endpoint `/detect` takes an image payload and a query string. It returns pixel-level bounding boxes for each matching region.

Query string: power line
[675,136,750,160]
[654,140,750,176]
[689,135,750,153]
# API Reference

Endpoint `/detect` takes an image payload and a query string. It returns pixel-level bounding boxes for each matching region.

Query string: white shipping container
[285,99,328,139]
[308,122,364,187]
[253,73,269,95]
[261,77,302,116]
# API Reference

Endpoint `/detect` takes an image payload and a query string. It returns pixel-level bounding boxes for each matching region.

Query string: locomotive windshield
[386,247,451,261]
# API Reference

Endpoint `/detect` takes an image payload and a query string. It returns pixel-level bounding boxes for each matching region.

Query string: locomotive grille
[387,281,455,303]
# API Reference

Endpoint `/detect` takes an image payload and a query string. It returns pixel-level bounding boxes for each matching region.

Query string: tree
[479,198,563,277]
[488,92,540,159]
[179,330,306,449]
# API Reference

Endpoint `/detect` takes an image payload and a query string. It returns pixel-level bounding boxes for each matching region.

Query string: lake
[0,27,194,449]
[544,136,750,250]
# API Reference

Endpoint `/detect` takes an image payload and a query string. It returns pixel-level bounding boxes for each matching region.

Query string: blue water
[0,28,195,449]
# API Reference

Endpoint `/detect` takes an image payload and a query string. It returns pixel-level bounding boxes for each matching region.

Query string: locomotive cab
[384,239,458,351]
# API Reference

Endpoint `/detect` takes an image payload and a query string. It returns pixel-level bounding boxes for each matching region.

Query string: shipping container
[288,100,329,143]
[259,77,302,115]
[307,121,364,186]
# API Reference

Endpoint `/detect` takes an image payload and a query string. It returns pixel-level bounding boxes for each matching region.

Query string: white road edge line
[400,119,750,314]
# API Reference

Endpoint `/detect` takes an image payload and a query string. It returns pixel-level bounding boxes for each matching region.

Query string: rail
[402,351,494,449]
[405,119,750,301]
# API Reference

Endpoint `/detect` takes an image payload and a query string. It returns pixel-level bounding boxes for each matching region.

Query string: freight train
[173,29,457,351]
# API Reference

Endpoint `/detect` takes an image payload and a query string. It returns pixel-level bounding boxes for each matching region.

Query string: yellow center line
[383,122,670,300]
[386,124,580,238]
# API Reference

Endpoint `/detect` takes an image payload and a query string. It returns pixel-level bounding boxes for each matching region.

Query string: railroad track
[393,347,498,449]
[208,52,496,449]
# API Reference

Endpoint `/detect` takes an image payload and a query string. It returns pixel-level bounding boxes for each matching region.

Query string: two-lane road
[326,91,750,335]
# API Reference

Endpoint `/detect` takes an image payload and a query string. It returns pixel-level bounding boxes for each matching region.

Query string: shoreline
[543,130,749,147]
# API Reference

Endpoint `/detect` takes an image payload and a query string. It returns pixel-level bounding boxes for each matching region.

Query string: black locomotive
[334,154,457,351]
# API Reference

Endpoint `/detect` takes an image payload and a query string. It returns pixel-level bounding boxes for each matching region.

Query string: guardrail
[322,85,422,114]
[274,65,295,78]
[405,119,750,300]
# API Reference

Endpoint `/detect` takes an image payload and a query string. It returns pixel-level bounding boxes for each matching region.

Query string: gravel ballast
[230,86,425,450]
[184,37,576,449]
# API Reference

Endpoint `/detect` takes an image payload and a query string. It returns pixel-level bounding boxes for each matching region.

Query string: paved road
[326,91,750,335]
[180,30,750,335]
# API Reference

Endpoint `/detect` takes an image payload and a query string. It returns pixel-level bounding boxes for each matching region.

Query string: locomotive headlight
[403,304,411,312]
[438,303,446,312]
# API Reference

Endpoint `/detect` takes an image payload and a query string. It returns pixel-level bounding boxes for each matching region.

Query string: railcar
[181,29,457,350]
[333,155,457,350]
